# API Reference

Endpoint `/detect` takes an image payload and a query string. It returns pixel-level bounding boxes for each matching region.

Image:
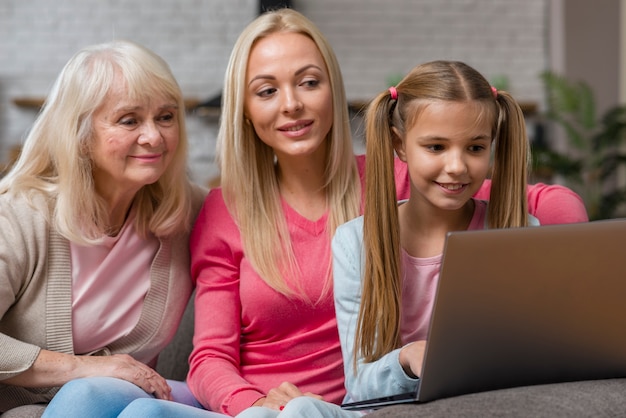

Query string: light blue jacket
[332,204,539,403]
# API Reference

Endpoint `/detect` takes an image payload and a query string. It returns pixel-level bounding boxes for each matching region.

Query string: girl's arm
[332,217,419,402]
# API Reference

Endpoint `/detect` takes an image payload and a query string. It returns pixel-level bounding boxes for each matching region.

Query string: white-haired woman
[0,40,206,416]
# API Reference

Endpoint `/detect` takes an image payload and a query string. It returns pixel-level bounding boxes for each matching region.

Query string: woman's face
[90,77,179,200]
[244,31,333,163]
[394,100,493,212]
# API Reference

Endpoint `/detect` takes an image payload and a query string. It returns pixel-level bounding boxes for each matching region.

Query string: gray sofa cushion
[155,294,195,381]
[1,405,46,418]
[366,378,626,417]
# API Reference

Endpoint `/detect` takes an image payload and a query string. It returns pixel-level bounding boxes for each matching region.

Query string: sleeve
[525,183,589,224]
[355,155,410,203]
[474,180,589,225]
[332,218,418,403]
[0,197,44,379]
[186,190,264,416]
[393,158,410,201]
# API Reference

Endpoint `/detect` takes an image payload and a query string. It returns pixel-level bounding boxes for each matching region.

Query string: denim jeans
[41,376,217,418]
[235,397,362,418]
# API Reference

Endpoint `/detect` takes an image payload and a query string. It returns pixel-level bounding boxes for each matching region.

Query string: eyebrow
[247,64,324,87]
[114,103,179,113]
[418,134,492,141]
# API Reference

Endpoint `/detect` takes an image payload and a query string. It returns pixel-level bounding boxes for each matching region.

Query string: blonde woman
[0,40,206,416]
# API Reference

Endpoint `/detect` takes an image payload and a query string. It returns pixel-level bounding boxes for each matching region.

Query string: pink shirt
[400,199,487,343]
[189,190,343,415]
[70,209,157,354]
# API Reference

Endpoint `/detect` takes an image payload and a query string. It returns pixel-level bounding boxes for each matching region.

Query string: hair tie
[389,86,398,100]
[491,86,498,99]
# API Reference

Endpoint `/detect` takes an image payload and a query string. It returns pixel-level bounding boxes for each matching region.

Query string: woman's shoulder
[0,191,51,245]
[192,186,239,237]
[0,190,51,219]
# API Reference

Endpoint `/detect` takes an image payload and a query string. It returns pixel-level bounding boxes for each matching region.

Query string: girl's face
[244,31,333,163]
[91,77,179,201]
[394,100,493,212]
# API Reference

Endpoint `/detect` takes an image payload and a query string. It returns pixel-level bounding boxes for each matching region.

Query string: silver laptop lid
[418,219,626,402]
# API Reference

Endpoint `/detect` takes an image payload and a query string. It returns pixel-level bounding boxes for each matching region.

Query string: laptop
[342,218,626,411]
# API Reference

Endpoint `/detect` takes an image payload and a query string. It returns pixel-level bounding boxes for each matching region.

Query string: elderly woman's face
[90,79,179,201]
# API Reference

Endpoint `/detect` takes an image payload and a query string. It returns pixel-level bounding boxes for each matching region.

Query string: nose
[281,87,303,114]
[138,121,163,147]
[444,150,468,176]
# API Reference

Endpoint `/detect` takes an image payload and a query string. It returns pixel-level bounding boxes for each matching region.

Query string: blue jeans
[235,397,362,418]
[41,376,216,418]
[120,399,228,418]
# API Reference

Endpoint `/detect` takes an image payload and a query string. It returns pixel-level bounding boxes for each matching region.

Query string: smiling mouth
[437,183,466,191]
[280,121,312,132]
[132,154,162,161]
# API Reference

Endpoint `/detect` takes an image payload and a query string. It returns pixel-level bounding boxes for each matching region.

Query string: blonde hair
[358,60,530,363]
[0,40,194,243]
[218,8,360,299]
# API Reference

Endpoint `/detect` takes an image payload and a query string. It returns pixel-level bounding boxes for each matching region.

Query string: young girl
[332,60,538,413]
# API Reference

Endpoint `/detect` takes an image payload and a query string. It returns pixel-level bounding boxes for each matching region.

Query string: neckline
[281,197,329,236]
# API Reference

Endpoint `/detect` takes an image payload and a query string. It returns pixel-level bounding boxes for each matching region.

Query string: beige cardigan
[0,186,206,411]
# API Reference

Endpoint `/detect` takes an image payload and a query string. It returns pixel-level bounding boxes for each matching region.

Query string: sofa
[6,297,626,417]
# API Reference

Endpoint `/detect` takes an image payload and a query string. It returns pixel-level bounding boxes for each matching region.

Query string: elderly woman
[0,40,206,416]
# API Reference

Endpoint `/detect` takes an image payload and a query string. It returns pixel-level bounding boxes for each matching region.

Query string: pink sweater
[189,189,343,415]
[187,156,587,416]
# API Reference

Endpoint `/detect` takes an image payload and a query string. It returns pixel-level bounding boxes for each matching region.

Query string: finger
[277,381,305,398]
[152,383,172,401]
[130,367,171,401]
[264,388,290,410]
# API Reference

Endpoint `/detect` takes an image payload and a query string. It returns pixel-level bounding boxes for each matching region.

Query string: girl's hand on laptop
[253,381,323,410]
[399,340,427,378]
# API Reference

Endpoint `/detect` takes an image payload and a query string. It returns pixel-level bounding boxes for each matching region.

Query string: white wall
[0,0,547,186]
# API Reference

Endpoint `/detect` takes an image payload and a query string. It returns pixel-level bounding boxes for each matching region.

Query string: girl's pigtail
[358,90,403,366]
[488,90,529,229]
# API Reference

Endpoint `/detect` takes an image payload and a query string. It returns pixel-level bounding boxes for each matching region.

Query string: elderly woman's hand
[4,350,172,400]
[78,354,172,400]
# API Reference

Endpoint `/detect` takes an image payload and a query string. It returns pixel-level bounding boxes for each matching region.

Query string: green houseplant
[534,71,626,220]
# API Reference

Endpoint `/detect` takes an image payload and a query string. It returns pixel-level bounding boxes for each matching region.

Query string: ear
[391,126,407,162]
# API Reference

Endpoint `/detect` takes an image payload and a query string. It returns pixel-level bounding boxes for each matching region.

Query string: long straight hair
[218,8,360,300]
[357,60,530,363]
[0,40,194,243]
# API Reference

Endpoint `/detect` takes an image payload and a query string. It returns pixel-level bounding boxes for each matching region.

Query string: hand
[398,340,427,378]
[4,350,172,401]
[76,354,172,400]
[253,382,323,411]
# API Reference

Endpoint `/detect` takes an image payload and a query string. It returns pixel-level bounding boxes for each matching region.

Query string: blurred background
[0,0,624,218]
